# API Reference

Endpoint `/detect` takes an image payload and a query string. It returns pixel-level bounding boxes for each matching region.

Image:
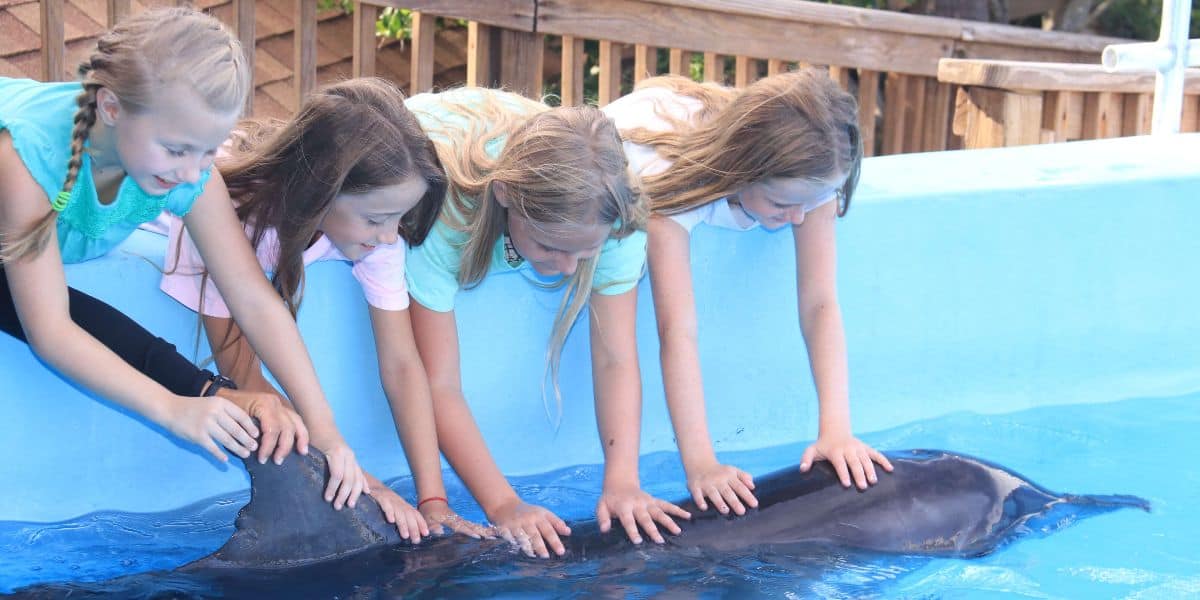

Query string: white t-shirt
[159,214,410,318]
[602,86,835,233]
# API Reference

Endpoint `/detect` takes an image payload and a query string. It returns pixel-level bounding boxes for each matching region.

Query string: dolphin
[11,448,1148,597]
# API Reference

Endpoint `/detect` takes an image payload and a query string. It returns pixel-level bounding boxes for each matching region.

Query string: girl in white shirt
[603,69,892,517]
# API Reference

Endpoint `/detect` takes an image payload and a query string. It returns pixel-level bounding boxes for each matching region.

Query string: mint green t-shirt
[404,88,647,312]
[0,78,209,263]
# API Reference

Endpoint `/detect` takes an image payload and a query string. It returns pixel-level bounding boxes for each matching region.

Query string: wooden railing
[28,0,1136,156]
[939,58,1200,148]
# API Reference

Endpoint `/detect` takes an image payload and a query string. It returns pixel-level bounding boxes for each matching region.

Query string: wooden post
[498,29,544,99]
[1043,91,1084,142]
[904,76,927,153]
[1081,92,1123,140]
[766,59,785,76]
[882,73,909,155]
[857,70,880,157]
[107,0,130,27]
[234,0,255,115]
[669,49,691,77]
[734,55,753,88]
[1181,94,1199,132]
[352,1,378,78]
[599,40,622,106]
[467,22,494,88]
[953,86,1044,149]
[634,45,657,85]
[293,0,317,112]
[40,0,65,81]
[1121,93,1152,136]
[410,12,436,95]
[829,66,852,91]
[703,52,722,83]
[923,81,952,152]
[561,35,585,106]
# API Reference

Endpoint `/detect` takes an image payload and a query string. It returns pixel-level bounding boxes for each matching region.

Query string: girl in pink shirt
[161,78,488,541]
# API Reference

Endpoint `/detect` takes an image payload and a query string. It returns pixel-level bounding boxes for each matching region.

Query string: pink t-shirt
[160,214,410,318]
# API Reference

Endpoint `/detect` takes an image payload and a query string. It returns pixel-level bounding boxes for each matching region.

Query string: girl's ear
[491,180,511,208]
[94,87,123,127]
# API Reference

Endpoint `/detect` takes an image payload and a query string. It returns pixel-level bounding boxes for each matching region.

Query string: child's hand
[216,388,309,465]
[685,461,757,515]
[367,486,430,543]
[596,484,691,546]
[418,499,495,539]
[489,498,571,559]
[166,395,259,463]
[309,436,367,511]
[800,434,893,490]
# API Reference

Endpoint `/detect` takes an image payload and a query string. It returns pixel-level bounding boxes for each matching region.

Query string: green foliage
[376,7,412,41]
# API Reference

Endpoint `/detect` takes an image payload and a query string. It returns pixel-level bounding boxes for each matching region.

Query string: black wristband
[202,374,238,397]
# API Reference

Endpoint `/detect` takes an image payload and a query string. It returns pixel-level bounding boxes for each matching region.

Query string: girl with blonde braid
[405,88,690,558]
[0,8,367,510]
[602,70,893,518]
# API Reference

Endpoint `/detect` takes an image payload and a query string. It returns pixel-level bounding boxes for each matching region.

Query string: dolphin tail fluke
[1063,493,1151,513]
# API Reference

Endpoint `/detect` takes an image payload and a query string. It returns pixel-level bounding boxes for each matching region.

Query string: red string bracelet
[417,496,448,509]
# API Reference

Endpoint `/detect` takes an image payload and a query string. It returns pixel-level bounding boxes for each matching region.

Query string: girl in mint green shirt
[405,88,690,558]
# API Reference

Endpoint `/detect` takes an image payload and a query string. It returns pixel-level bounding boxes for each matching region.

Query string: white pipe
[1102,0,1195,135]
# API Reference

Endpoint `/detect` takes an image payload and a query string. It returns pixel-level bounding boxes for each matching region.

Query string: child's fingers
[731,478,758,509]
[292,413,310,456]
[718,485,745,516]
[871,448,894,472]
[216,412,257,455]
[738,469,756,490]
[706,486,729,514]
[348,467,365,507]
[223,403,259,440]
[619,510,645,544]
[596,503,612,533]
[650,504,681,536]
[333,463,354,509]
[860,447,878,485]
[415,511,430,537]
[535,521,564,557]
[689,484,708,511]
[799,446,817,472]
[201,438,228,463]
[848,454,869,489]
[210,424,251,459]
[257,421,280,465]
[270,424,293,466]
[832,455,852,488]
[325,456,344,505]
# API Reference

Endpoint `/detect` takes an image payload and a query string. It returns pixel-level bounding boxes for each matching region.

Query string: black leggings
[0,267,214,397]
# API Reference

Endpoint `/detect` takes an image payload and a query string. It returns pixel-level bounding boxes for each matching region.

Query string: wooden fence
[32,0,1132,156]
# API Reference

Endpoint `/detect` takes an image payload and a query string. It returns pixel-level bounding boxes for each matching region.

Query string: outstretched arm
[410,301,569,557]
[183,173,365,509]
[590,287,691,544]
[793,201,892,489]
[646,215,757,515]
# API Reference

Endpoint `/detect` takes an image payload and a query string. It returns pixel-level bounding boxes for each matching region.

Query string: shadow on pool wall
[2,133,1198,523]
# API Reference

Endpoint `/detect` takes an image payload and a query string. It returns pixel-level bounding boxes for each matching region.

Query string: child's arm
[0,133,258,462]
[410,301,570,558]
[368,304,490,540]
[646,215,758,515]
[792,201,892,489]
[201,315,309,465]
[181,173,366,510]
[589,287,692,545]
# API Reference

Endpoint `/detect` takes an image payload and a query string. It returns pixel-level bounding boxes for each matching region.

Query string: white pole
[1101,0,1197,135]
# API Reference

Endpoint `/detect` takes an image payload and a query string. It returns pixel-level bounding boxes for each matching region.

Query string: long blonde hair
[412,89,646,424]
[1,7,251,262]
[621,69,861,217]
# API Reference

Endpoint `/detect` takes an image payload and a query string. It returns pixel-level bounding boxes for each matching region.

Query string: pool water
[2,390,1196,598]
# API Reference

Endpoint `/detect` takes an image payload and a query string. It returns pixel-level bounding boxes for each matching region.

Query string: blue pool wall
[2,133,1198,523]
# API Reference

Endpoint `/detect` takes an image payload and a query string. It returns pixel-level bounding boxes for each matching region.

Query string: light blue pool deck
[0,133,1197,593]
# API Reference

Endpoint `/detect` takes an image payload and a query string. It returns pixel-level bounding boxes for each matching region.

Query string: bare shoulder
[0,129,50,223]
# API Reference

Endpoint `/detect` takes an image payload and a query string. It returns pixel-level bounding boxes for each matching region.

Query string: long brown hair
[411,88,645,423]
[1,7,250,262]
[621,69,862,218]
[218,77,447,319]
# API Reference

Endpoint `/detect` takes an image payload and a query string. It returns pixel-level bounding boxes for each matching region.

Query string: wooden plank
[829,65,851,92]
[40,0,64,81]
[1081,92,1122,140]
[378,0,533,31]
[409,11,436,95]
[767,58,785,76]
[904,75,927,153]
[634,44,658,84]
[1182,94,1199,133]
[857,69,880,157]
[107,0,130,27]
[352,1,377,78]
[466,21,493,87]
[882,73,909,155]
[734,55,753,87]
[537,0,956,77]
[923,80,952,152]
[561,35,585,106]
[234,0,255,114]
[498,29,544,98]
[599,40,623,105]
[938,58,1200,94]
[293,0,317,111]
[703,51,722,83]
[669,48,691,76]
[1043,90,1084,141]
[1121,93,1151,136]
[953,86,1042,149]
